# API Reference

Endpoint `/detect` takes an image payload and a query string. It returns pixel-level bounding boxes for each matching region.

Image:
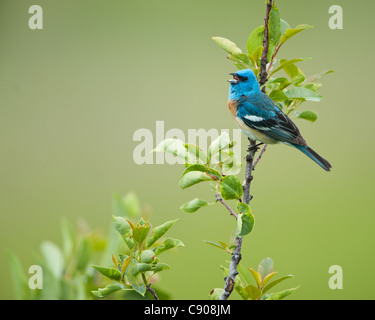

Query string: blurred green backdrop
[1,0,374,300]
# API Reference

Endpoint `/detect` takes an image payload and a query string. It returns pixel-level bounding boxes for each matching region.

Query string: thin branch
[220,140,258,301]
[146,284,159,300]
[219,0,273,301]
[253,144,268,169]
[219,236,243,300]
[243,139,258,204]
[142,273,159,300]
[259,0,274,91]
[216,194,238,219]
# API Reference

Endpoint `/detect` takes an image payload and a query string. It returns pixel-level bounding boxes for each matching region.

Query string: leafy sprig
[210,258,298,300]
[92,194,184,299]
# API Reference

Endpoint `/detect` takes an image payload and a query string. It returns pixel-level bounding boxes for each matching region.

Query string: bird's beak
[228,73,239,84]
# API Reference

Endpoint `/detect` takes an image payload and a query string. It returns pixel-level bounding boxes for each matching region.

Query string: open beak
[228,73,239,84]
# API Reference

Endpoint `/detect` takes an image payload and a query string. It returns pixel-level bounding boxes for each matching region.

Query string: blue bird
[227,69,331,171]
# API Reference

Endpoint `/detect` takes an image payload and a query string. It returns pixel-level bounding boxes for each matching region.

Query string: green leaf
[295,110,318,122]
[112,192,141,220]
[252,46,263,68]
[248,268,262,288]
[75,274,87,300]
[304,82,322,93]
[209,288,224,300]
[268,3,281,55]
[219,175,243,200]
[154,238,184,255]
[154,139,193,163]
[235,282,250,300]
[75,237,91,272]
[118,253,129,264]
[307,70,334,83]
[146,219,178,248]
[227,54,242,63]
[92,284,131,298]
[122,192,141,218]
[137,217,147,227]
[285,87,322,102]
[132,283,146,296]
[269,77,291,90]
[293,70,306,85]
[236,203,255,237]
[282,62,299,79]
[60,218,75,260]
[262,272,278,287]
[112,216,132,242]
[262,275,294,294]
[179,171,214,189]
[258,257,274,281]
[280,19,291,37]
[247,26,264,56]
[124,236,135,251]
[269,89,289,102]
[212,37,244,58]
[236,202,251,215]
[280,24,313,44]
[237,263,253,286]
[180,198,209,213]
[203,240,228,252]
[40,241,65,279]
[112,193,141,219]
[8,253,30,300]
[237,53,251,65]
[125,219,136,230]
[245,284,262,300]
[92,265,122,281]
[234,62,248,70]
[222,156,242,175]
[132,224,151,246]
[208,131,231,159]
[153,262,171,273]
[121,255,132,275]
[132,263,154,276]
[269,58,310,77]
[228,54,253,68]
[264,286,299,300]
[180,164,222,180]
[214,148,241,176]
[184,144,208,164]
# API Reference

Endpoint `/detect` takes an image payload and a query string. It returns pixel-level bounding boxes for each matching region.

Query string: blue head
[228,69,260,100]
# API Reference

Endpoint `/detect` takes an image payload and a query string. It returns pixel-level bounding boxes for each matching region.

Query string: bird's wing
[237,93,307,146]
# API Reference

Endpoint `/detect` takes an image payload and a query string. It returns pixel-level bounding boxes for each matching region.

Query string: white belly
[241,129,277,144]
[234,116,277,144]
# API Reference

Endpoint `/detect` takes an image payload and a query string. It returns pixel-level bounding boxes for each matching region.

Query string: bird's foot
[247,142,263,153]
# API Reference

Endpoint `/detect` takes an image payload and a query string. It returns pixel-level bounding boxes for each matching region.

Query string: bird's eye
[237,75,248,81]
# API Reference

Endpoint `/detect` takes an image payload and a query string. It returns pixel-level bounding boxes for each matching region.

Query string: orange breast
[227,100,238,118]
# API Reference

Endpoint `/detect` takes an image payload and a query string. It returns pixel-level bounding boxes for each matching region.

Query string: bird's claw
[247,143,263,153]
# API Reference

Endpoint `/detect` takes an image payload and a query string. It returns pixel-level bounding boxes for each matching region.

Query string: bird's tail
[293,144,332,172]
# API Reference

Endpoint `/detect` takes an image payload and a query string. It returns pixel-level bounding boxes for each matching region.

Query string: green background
[1,0,374,300]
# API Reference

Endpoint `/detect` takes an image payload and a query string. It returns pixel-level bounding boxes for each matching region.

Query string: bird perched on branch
[228,69,331,171]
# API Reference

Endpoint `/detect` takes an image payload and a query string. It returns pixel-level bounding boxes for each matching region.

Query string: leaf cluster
[92,195,183,299]
[9,219,107,300]
[155,132,254,239]
[210,258,298,300]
